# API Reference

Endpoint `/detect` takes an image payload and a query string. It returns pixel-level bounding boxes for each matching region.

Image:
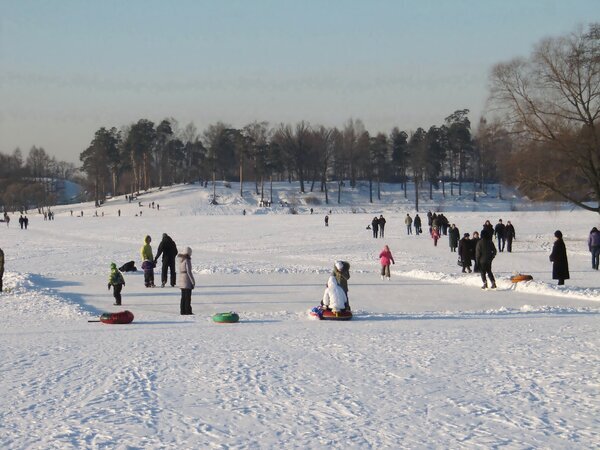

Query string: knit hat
[335,261,344,271]
[554,230,563,238]
[110,262,117,270]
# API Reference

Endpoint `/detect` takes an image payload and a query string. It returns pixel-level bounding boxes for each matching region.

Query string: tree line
[78,110,509,210]
[0,147,76,212]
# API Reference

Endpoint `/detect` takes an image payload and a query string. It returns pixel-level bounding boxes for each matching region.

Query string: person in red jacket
[379,245,395,280]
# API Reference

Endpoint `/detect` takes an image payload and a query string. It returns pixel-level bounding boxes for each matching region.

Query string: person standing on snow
[449,224,460,252]
[321,276,348,312]
[379,245,395,280]
[505,221,516,252]
[371,216,379,238]
[140,235,155,287]
[470,231,481,273]
[177,246,196,315]
[476,229,497,289]
[550,230,569,285]
[588,227,600,270]
[107,262,126,306]
[378,215,387,238]
[0,247,4,292]
[154,233,178,287]
[414,214,422,235]
[458,233,472,273]
[495,219,506,252]
[332,261,351,310]
[431,226,440,247]
[405,214,413,235]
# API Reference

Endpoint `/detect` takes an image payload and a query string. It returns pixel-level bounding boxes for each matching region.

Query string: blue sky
[0,0,597,163]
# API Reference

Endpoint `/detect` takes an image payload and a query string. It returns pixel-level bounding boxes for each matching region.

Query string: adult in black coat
[505,221,516,252]
[448,224,460,252]
[378,215,386,238]
[371,217,379,239]
[494,219,506,252]
[481,220,494,240]
[0,247,4,292]
[469,231,480,273]
[458,234,472,273]
[550,230,569,285]
[154,233,179,287]
[476,229,497,289]
[414,214,422,235]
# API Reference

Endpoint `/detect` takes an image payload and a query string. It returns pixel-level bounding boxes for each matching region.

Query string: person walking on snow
[495,219,506,252]
[378,215,386,238]
[379,245,395,280]
[505,221,516,252]
[449,224,460,252]
[405,214,413,235]
[321,276,348,312]
[588,227,600,270]
[458,233,472,273]
[140,235,155,287]
[0,247,4,292]
[414,214,422,235]
[371,216,379,238]
[107,262,126,305]
[550,230,569,285]
[476,229,497,289]
[154,233,178,287]
[178,246,196,315]
[431,226,440,247]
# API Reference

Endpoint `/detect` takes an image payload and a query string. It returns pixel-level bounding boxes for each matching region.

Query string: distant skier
[550,230,569,285]
[107,262,126,306]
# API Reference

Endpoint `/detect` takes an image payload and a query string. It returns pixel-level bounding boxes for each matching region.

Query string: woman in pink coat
[431,226,440,247]
[379,245,395,280]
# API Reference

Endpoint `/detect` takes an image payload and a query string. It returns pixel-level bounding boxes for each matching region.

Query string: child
[379,245,395,280]
[332,260,351,310]
[321,276,348,313]
[140,235,155,287]
[108,262,126,306]
[432,226,440,247]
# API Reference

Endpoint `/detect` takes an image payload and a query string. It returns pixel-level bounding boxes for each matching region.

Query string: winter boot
[490,282,497,289]
[481,282,488,290]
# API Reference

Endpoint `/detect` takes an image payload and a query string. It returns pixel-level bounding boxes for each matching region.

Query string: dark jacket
[371,217,379,230]
[414,215,422,227]
[155,234,178,261]
[0,248,4,272]
[550,238,570,280]
[449,227,460,248]
[481,224,494,239]
[476,236,497,265]
[458,238,471,263]
[494,223,506,238]
[505,224,515,240]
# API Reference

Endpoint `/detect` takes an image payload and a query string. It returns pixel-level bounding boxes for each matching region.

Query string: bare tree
[489,23,600,212]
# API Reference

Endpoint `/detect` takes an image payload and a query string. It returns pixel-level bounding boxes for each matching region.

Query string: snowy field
[0,182,599,449]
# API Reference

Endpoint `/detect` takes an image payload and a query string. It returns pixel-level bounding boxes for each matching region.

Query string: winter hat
[554,230,563,238]
[184,246,192,257]
[335,261,344,271]
[145,235,151,243]
[110,262,117,270]
[464,233,470,237]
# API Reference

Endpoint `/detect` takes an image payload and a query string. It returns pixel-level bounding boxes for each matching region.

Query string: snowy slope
[0,182,598,449]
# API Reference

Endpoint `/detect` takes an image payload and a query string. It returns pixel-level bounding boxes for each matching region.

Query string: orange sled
[510,274,533,283]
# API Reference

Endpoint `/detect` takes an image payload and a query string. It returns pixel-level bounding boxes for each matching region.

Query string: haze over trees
[3,23,597,213]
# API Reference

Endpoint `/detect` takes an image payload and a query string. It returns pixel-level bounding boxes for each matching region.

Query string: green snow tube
[212,312,240,324]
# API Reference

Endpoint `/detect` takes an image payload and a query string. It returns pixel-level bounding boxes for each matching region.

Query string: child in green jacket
[108,262,126,305]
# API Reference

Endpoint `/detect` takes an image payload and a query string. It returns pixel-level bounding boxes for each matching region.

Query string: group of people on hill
[108,233,196,315]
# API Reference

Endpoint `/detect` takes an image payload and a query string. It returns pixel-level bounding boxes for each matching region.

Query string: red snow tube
[510,274,533,283]
[321,309,353,321]
[100,310,134,324]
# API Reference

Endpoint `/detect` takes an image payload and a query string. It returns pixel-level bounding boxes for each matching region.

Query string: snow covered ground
[0,182,598,449]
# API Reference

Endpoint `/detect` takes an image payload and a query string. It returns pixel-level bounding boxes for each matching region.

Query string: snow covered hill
[0,182,598,449]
